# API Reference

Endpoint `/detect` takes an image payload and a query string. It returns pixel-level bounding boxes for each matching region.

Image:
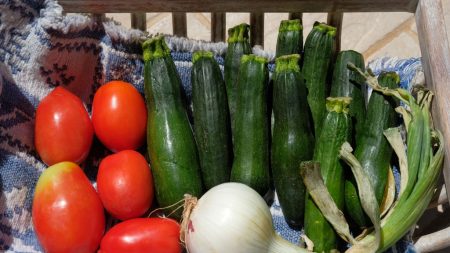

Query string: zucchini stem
[347,63,410,104]
[227,23,250,43]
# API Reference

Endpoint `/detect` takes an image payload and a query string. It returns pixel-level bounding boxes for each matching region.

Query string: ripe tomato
[34,87,93,165]
[32,162,105,253]
[97,150,154,220]
[98,218,182,253]
[91,81,147,152]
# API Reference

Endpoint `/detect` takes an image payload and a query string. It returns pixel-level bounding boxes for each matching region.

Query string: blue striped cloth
[0,0,420,252]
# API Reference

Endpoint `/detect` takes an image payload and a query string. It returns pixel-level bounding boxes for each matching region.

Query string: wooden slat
[211,12,226,42]
[416,0,450,204]
[363,16,415,60]
[415,227,450,252]
[131,12,147,30]
[289,12,303,21]
[92,13,106,23]
[327,12,343,52]
[59,0,419,13]
[250,12,264,47]
[172,12,187,37]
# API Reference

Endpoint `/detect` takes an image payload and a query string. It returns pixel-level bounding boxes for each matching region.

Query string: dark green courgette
[330,50,366,142]
[230,54,270,196]
[344,72,399,227]
[191,51,232,190]
[276,19,303,57]
[143,37,203,218]
[224,24,252,141]
[271,54,314,229]
[303,22,337,137]
[304,97,351,253]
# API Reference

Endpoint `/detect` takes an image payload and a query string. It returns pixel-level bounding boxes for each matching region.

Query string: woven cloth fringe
[0,0,420,252]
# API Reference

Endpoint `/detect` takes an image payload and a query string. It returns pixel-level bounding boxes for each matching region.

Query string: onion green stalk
[379,167,396,216]
[383,127,408,197]
[347,63,444,252]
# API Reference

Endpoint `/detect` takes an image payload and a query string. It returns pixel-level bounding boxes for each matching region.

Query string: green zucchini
[271,54,314,228]
[230,54,270,196]
[330,50,366,142]
[143,37,203,218]
[191,51,232,190]
[303,22,337,137]
[224,23,252,141]
[276,19,303,57]
[304,97,351,253]
[344,72,399,227]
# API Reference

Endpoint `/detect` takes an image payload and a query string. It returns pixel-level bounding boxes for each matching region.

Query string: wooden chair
[58,0,450,251]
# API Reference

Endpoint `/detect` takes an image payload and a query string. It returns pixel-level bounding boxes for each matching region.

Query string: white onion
[183,182,310,253]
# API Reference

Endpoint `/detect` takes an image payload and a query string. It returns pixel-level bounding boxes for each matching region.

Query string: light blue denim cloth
[0,0,421,252]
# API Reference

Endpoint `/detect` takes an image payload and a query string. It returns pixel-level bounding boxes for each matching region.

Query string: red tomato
[32,162,105,253]
[35,87,93,165]
[99,218,182,253]
[92,81,147,152]
[97,150,154,220]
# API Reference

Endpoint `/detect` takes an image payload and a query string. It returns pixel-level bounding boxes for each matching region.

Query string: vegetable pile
[31,18,444,253]
[33,81,182,253]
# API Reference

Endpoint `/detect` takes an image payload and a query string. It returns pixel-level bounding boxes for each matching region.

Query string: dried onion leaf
[300,161,356,245]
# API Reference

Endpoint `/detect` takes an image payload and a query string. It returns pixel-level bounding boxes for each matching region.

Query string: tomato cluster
[32,82,182,253]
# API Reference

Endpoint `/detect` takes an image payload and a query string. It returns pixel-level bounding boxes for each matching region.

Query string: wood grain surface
[416,0,450,206]
[172,12,187,37]
[59,0,418,13]
[211,12,225,42]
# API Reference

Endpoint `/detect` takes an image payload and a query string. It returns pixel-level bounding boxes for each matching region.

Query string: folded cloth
[0,0,421,252]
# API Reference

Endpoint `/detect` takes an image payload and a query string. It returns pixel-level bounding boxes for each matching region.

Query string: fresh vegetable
[224,23,252,141]
[183,182,310,253]
[300,161,358,247]
[92,80,147,152]
[32,162,105,253]
[304,97,351,253]
[34,87,93,166]
[344,72,399,227]
[97,150,154,220]
[330,50,366,142]
[394,87,432,208]
[98,218,182,253]
[276,19,303,57]
[271,54,314,228]
[342,64,444,252]
[191,51,232,190]
[344,179,367,227]
[230,54,270,196]
[143,37,203,219]
[301,154,382,252]
[302,22,336,137]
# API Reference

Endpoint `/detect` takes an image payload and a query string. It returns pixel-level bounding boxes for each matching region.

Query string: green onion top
[313,22,337,37]
[326,97,352,114]
[241,54,268,65]
[227,23,250,43]
[275,54,301,73]
[279,19,303,32]
[142,36,171,62]
[193,50,214,64]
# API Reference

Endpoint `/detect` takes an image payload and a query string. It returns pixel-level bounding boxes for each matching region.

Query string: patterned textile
[0,0,421,252]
